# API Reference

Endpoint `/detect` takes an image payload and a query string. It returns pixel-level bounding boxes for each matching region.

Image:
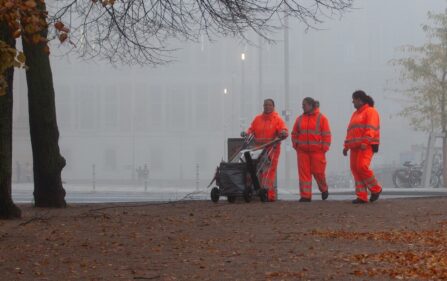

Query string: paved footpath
[2,198,447,280]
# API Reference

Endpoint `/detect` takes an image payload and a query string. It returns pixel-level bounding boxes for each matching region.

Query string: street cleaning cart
[208,135,281,203]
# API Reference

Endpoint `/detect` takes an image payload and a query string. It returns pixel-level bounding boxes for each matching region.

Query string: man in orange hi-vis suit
[243,98,288,202]
[343,90,382,204]
[291,97,331,202]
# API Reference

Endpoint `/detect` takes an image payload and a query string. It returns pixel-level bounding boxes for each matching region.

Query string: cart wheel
[259,188,268,202]
[227,196,236,203]
[243,188,253,203]
[210,187,220,203]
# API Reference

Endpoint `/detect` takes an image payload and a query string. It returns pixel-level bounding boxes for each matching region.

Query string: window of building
[149,85,163,128]
[134,85,150,132]
[119,92,131,132]
[103,86,118,131]
[168,88,187,131]
[195,147,208,169]
[103,149,117,171]
[78,84,98,131]
[150,147,163,172]
[56,85,72,130]
[194,86,209,130]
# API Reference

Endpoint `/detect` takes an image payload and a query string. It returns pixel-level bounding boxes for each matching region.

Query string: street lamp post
[131,90,136,182]
[231,74,236,136]
[240,52,246,131]
[258,36,263,104]
[223,88,229,160]
[283,12,291,184]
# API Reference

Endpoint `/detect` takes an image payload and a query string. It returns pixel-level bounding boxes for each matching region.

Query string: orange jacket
[247,111,288,145]
[344,104,380,149]
[291,108,331,153]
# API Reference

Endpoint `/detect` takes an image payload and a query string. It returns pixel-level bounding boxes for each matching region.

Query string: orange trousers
[349,147,382,202]
[259,145,280,202]
[297,151,328,199]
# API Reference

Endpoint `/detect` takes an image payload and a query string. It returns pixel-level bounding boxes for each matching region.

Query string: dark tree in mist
[392,10,447,187]
[51,0,353,64]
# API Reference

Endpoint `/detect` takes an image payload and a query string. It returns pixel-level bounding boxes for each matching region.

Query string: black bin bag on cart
[218,162,247,194]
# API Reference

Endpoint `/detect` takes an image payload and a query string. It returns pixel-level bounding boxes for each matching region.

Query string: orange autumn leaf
[12,29,21,38]
[59,33,68,43]
[24,0,36,8]
[16,52,26,64]
[54,21,64,31]
[4,1,14,8]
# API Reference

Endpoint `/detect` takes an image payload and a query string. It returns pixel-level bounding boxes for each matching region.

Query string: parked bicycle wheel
[408,169,422,188]
[392,169,409,188]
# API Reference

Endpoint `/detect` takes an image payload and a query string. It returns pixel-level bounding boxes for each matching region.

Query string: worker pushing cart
[209,98,288,203]
[208,135,284,203]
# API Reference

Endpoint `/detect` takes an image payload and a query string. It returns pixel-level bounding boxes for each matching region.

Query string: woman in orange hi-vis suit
[243,98,288,202]
[291,97,331,202]
[343,90,382,204]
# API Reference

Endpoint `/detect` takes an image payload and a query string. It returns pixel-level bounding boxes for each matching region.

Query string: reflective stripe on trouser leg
[310,152,328,193]
[355,181,368,201]
[350,149,368,202]
[297,151,312,199]
[355,147,382,194]
[364,175,381,193]
[299,181,312,199]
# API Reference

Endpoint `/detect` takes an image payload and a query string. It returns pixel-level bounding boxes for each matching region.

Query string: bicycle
[392,160,442,188]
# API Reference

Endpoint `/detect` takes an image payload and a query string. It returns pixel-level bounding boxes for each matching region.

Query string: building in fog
[12,37,275,185]
[13,0,437,186]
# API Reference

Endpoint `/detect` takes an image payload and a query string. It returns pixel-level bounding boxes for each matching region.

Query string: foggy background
[11,0,445,191]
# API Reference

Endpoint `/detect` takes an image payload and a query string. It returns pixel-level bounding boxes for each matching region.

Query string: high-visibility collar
[262,111,277,119]
[304,108,318,116]
[356,104,370,113]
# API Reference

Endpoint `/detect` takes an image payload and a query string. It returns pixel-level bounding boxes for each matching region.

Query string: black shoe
[352,198,367,204]
[299,198,311,202]
[321,191,329,201]
[370,191,382,202]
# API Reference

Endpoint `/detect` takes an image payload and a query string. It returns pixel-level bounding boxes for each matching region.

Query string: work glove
[278,131,288,140]
[240,131,248,138]
[342,148,348,156]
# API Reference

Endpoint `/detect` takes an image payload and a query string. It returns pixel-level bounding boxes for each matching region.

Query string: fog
[12,0,446,189]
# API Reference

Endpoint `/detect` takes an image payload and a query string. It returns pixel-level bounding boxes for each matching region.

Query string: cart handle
[249,138,282,152]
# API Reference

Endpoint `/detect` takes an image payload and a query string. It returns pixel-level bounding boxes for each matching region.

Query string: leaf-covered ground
[1,197,447,280]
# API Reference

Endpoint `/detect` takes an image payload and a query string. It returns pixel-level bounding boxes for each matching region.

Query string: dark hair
[264,98,275,106]
[302,97,316,108]
[352,90,374,107]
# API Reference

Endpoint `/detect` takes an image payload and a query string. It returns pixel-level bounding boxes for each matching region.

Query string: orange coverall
[247,111,288,201]
[344,104,382,202]
[291,108,331,199]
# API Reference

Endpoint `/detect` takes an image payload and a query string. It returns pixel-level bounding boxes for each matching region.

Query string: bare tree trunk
[442,73,447,188]
[22,2,66,207]
[0,23,21,219]
[443,137,447,188]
